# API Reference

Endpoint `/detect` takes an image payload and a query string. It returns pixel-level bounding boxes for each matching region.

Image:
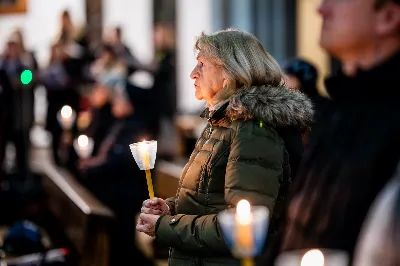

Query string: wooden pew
[154,160,185,200]
[31,149,114,266]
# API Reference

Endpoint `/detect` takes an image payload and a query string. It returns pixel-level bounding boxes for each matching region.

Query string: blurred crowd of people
[0,9,176,266]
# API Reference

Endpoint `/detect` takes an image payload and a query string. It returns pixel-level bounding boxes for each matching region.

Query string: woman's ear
[222,77,228,89]
[375,2,400,36]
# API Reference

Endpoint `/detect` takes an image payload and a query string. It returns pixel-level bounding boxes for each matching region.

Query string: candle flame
[138,140,149,153]
[301,249,324,266]
[77,135,89,148]
[236,199,251,224]
[61,105,73,119]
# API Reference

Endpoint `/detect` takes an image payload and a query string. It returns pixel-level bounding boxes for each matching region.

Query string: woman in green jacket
[136,29,314,266]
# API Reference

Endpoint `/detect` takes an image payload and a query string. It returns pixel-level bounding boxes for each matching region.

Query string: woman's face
[190,56,226,104]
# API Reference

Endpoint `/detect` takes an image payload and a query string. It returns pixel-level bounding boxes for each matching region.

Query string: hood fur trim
[225,85,314,129]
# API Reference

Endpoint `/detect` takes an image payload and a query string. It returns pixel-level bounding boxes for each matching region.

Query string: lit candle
[235,200,254,266]
[73,134,94,159]
[61,105,73,119]
[57,105,76,130]
[301,249,325,266]
[138,140,155,199]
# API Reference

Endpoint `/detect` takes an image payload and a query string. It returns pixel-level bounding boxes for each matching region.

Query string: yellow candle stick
[241,258,254,266]
[142,151,155,199]
[145,169,155,199]
[235,200,255,266]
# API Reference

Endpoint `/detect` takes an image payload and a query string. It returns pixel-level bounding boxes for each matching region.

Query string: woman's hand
[136,213,160,237]
[141,198,170,215]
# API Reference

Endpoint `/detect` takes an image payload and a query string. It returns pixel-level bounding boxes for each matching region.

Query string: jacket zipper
[207,120,213,138]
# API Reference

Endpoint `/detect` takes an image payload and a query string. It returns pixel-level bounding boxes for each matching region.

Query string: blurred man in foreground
[274,0,400,265]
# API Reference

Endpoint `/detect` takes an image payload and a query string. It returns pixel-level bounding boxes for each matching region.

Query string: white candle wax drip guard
[73,136,94,159]
[275,248,349,266]
[218,205,270,259]
[129,140,157,170]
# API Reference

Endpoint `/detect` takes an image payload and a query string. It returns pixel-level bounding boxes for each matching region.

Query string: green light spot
[20,70,33,85]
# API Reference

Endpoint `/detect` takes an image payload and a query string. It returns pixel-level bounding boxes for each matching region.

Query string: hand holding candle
[129,140,157,199]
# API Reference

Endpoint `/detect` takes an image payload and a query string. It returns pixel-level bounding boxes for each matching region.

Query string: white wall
[176,0,213,113]
[0,0,86,67]
[0,0,154,69]
[297,0,330,95]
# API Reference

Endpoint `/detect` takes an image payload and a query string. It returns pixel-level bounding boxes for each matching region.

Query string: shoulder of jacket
[229,119,280,139]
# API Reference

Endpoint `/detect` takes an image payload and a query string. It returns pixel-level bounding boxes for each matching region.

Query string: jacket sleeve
[155,121,284,255]
[155,213,231,256]
[164,197,176,215]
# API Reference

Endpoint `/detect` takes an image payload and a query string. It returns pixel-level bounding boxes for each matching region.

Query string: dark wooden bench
[31,148,114,266]
[155,160,185,199]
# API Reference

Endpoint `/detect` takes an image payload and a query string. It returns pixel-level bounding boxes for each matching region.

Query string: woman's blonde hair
[194,28,284,101]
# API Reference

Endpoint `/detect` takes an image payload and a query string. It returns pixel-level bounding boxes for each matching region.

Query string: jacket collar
[325,50,400,102]
[200,84,314,129]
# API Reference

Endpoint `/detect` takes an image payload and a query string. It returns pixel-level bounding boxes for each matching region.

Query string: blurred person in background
[0,31,37,177]
[11,29,39,139]
[150,22,177,158]
[90,43,127,84]
[136,29,313,266]
[276,0,400,265]
[283,58,321,148]
[78,84,154,266]
[57,10,76,44]
[353,164,400,266]
[41,42,79,166]
[104,26,154,76]
[283,58,319,103]
[56,9,93,87]
[0,68,12,181]
[84,44,127,155]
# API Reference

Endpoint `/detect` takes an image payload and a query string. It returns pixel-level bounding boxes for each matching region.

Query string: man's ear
[375,2,400,36]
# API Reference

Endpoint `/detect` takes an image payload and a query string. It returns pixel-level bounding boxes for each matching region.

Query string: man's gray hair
[194,29,284,103]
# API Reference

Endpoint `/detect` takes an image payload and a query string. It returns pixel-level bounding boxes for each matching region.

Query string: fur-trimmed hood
[203,85,314,129]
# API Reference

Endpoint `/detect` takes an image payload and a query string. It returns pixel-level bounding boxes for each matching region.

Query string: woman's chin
[194,91,203,101]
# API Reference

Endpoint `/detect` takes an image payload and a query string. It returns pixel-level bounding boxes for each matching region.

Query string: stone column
[86,0,103,47]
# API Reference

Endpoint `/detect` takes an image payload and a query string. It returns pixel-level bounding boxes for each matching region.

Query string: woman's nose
[190,67,199,80]
[317,0,329,17]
